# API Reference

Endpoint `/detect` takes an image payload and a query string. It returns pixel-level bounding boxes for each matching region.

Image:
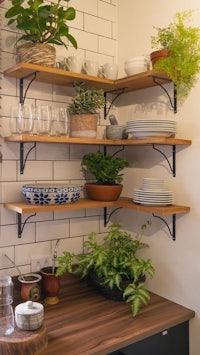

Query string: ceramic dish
[22,184,83,205]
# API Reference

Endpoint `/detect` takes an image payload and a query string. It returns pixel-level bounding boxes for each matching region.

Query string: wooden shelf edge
[3,63,171,93]
[4,197,190,215]
[4,134,192,146]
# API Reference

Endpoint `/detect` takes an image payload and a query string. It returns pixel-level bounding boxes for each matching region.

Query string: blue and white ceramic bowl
[22,184,83,205]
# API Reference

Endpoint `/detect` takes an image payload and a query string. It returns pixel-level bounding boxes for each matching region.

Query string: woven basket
[16,43,56,67]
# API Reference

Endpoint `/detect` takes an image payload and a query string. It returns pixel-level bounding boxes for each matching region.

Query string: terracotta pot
[85,183,123,201]
[150,49,169,67]
[70,114,97,138]
[18,274,42,302]
[40,267,60,305]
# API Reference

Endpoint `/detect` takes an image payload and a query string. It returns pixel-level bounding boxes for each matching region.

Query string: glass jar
[0,276,14,336]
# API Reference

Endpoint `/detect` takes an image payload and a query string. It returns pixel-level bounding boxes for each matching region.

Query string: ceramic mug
[64,56,82,73]
[83,60,99,76]
[99,63,118,79]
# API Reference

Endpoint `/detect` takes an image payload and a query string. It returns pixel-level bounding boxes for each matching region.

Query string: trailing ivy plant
[56,222,155,317]
[151,10,200,102]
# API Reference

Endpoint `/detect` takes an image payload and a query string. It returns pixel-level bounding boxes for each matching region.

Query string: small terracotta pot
[18,274,42,302]
[85,183,123,201]
[150,49,169,66]
[40,267,60,305]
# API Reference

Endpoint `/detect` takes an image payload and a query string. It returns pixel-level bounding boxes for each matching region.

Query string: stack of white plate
[126,119,177,138]
[133,178,174,206]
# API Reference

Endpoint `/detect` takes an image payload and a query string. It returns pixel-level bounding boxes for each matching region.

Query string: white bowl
[125,56,146,64]
[125,64,147,76]
[22,184,83,205]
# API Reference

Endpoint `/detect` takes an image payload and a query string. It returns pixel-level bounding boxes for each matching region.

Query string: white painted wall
[117,1,200,354]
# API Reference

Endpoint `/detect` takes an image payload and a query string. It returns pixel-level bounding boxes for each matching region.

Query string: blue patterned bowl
[22,184,83,205]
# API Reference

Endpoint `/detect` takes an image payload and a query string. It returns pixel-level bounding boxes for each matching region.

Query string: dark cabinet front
[108,321,189,355]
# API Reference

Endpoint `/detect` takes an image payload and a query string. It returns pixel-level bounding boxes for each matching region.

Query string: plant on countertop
[5,0,77,49]
[81,151,129,185]
[151,10,200,102]
[68,83,106,115]
[56,222,155,317]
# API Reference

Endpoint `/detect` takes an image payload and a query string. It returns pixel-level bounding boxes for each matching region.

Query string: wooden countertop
[27,274,194,355]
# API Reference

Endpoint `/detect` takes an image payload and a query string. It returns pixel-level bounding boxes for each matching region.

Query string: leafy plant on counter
[56,222,155,317]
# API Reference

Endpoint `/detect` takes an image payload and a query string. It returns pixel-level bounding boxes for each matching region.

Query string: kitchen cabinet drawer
[108,321,189,355]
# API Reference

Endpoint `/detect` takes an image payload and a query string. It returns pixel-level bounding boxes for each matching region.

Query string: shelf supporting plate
[152,144,176,177]
[20,142,36,174]
[17,213,36,238]
[151,75,177,113]
[152,213,176,241]
[104,206,122,226]
[20,72,38,103]
[104,88,126,118]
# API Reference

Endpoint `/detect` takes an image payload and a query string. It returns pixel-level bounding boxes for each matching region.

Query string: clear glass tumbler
[0,276,14,336]
[36,105,52,136]
[10,104,34,135]
[52,107,69,136]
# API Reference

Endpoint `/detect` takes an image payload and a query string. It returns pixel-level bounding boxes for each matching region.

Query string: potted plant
[81,150,128,201]
[56,222,155,317]
[5,0,77,67]
[68,82,106,138]
[150,10,200,102]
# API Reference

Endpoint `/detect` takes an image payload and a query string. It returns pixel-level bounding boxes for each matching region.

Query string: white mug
[83,60,99,76]
[99,63,118,80]
[64,56,82,73]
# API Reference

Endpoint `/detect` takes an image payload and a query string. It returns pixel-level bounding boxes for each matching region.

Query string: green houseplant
[150,10,200,102]
[81,150,129,201]
[5,0,77,66]
[56,222,155,317]
[69,83,106,138]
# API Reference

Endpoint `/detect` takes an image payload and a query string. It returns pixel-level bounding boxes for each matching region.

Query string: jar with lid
[0,276,14,336]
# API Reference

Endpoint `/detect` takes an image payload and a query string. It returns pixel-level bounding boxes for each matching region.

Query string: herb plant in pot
[56,222,155,317]
[150,10,200,102]
[5,0,77,67]
[68,83,106,138]
[81,150,129,201]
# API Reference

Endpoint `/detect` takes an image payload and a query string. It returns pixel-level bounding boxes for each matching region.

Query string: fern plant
[56,222,155,317]
[151,10,200,102]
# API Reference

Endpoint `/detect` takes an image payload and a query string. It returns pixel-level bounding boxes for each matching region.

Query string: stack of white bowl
[133,178,174,206]
[124,56,147,76]
[126,119,177,138]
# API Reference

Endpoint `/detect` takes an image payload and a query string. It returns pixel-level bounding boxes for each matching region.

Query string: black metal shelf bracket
[103,145,125,157]
[104,88,126,118]
[17,213,36,238]
[104,206,122,226]
[20,71,38,104]
[20,142,36,174]
[152,144,176,177]
[151,75,177,113]
[152,213,176,241]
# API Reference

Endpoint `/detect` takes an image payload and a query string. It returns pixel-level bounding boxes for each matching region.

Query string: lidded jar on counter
[0,276,14,336]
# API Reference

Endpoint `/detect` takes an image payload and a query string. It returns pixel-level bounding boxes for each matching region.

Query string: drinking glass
[36,105,52,136]
[10,103,34,135]
[0,276,14,336]
[52,107,70,136]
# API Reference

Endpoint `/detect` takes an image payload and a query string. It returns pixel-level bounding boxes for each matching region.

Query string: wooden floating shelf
[4,197,190,216]
[3,62,171,93]
[4,134,192,146]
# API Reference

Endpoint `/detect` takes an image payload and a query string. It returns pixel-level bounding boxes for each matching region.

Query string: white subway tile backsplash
[84,14,112,38]
[70,216,100,237]
[36,220,70,242]
[1,0,118,274]
[15,241,51,266]
[70,0,98,16]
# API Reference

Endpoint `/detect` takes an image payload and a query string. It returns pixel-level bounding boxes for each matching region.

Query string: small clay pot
[150,49,169,66]
[40,267,60,305]
[18,274,42,302]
